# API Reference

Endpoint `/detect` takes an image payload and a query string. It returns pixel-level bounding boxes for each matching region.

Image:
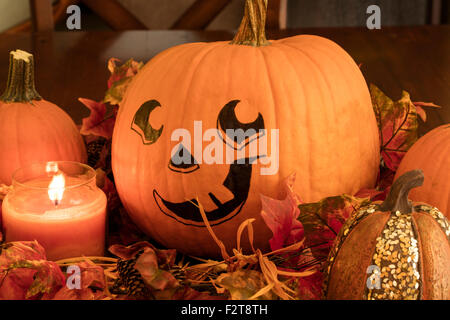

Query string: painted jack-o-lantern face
[111,0,380,257]
[132,99,266,227]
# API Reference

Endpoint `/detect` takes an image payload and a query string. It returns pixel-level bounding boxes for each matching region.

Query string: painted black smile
[153,158,256,227]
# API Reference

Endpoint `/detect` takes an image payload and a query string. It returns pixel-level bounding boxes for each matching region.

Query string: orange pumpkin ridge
[0,50,87,185]
[111,0,380,257]
[395,124,450,219]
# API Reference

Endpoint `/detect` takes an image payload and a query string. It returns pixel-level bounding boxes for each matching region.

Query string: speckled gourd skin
[323,177,450,300]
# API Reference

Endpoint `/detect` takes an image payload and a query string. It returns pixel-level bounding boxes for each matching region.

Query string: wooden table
[0,26,449,135]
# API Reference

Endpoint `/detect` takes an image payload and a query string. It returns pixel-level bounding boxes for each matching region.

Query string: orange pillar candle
[1,161,107,260]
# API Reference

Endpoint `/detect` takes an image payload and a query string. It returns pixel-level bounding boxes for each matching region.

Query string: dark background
[53,0,450,31]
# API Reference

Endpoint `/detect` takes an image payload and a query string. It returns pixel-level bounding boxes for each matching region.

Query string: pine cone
[86,138,108,168]
[111,249,151,299]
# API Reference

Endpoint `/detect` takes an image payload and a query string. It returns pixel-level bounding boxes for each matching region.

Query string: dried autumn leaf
[355,167,394,202]
[109,241,160,260]
[214,269,276,300]
[260,173,304,251]
[370,84,439,172]
[52,261,107,300]
[104,58,144,105]
[412,101,441,122]
[170,286,227,300]
[0,241,65,300]
[0,241,47,263]
[287,270,323,300]
[79,98,116,139]
[134,247,179,291]
[26,261,66,299]
[297,195,370,264]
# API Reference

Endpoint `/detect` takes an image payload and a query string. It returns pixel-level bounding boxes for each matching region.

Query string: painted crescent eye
[131,100,164,145]
[217,100,265,150]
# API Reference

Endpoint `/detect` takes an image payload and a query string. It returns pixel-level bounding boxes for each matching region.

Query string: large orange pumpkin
[112,0,380,257]
[323,170,450,300]
[395,124,450,219]
[0,50,87,185]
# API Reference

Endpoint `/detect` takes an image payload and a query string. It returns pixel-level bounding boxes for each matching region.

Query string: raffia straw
[236,218,256,253]
[190,198,231,260]
[248,282,275,300]
[188,197,317,300]
[55,256,117,266]
[257,250,296,300]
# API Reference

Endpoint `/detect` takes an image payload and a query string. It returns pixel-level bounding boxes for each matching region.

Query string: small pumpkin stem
[379,170,424,214]
[0,50,42,103]
[230,0,270,47]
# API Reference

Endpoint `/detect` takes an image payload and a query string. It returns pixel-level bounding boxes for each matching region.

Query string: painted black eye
[131,100,163,145]
[217,100,265,150]
[168,143,199,173]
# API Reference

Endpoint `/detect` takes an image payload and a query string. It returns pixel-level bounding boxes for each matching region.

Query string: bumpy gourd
[323,170,450,300]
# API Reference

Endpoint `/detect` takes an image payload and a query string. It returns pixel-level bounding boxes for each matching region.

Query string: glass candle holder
[1,161,107,261]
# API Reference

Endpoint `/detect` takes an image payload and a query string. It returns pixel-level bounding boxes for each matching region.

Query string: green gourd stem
[379,170,424,214]
[0,50,42,103]
[230,0,270,47]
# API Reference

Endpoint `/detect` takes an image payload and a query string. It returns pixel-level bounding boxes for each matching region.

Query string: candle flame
[47,163,65,206]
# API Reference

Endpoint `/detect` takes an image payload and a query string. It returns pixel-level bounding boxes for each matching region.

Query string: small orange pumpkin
[0,50,87,185]
[395,124,450,219]
[112,0,380,257]
[323,170,450,300]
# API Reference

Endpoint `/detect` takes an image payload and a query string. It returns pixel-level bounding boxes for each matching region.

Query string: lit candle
[1,161,107,260]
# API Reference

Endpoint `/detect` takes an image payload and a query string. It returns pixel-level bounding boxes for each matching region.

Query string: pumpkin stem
[230,0,270,47]
[379,170,424,214]
[0,50,42,103]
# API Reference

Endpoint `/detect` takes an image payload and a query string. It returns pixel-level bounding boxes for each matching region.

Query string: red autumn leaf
[109,241,176,266]
[52,261,106,300]
[297,195,370,264]
[79,98,116,139]
[0,241,65,300]
[104,58,144,105]
[413,101,441,122]
[0,268,37,300]
[370,84,439,172]
[355,160,396,202]
[0,241,47,264]
[109,241,154,260]
[171,286,227,300]
[287,270,324,300]
[27,261,66,299]
[260,173,304,251]
[354,188,385,201]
